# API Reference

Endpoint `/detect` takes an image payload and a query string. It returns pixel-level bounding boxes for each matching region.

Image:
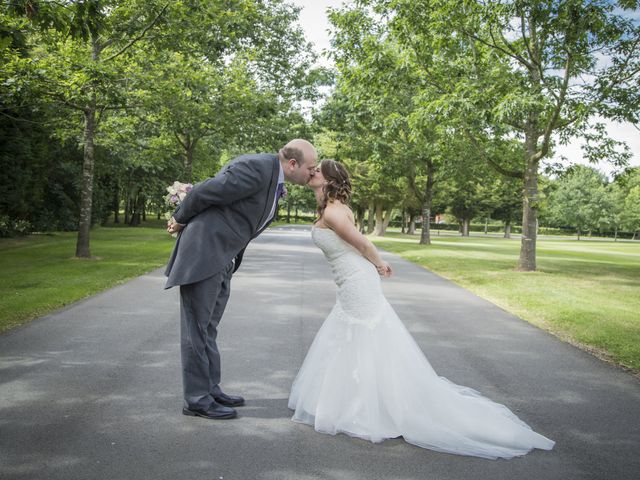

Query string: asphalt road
[1,226,638,480]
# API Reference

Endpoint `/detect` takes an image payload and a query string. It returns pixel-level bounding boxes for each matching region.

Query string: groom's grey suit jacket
[164,153,280,289]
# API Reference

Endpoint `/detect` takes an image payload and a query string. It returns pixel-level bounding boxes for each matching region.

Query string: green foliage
[622,185,640,234]
[279,184,317,222]
[1,0,321,241]
[343,0,639,266]
[0,214,30,237]
[547,166,611,237]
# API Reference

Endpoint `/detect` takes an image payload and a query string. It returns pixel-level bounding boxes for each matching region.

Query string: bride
[287,159,555,459]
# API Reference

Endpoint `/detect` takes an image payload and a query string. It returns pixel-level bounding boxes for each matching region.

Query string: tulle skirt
[288,297,555,459]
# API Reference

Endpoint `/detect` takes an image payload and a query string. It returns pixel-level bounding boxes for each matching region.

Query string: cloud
[551,118,640,177]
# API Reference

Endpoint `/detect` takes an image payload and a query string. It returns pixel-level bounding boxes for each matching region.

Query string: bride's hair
[317,159,352,219]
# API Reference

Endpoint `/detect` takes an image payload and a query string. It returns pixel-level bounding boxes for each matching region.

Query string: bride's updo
[318,159,352,219]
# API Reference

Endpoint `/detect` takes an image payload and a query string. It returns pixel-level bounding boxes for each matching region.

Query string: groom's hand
[167,217,185,235]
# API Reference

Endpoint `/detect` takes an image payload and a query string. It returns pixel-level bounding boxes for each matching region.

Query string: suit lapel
[254,155,280,237]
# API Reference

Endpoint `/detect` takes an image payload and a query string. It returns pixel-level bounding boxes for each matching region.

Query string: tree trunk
[130,192,142,226]
[614,227,618,242]
[383,208,392,233]
[367,202,375,234]
[175,133,198,183]
[75,34,102,258]
[420,160,435,245]
[401,208,406,233]
[504,220,511,239]
[373,203,386,236]
[113,183,119,224]
[408,214,416,235]
[461,218,470,237]
[518,135,539,271]
[577,227,581,241]
[484,218,488,234]
[356,207,365,233]
[373,203,384,236]
[75,102,96,258]
[184,145,194,183]
[286,201,291,223]
[124,194,130,224]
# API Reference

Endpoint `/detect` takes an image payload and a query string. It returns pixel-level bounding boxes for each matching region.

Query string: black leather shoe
[182,402,237,420]
[213,392,245,407]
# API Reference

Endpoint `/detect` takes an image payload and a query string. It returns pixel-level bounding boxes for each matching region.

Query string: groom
[165,139,318,420]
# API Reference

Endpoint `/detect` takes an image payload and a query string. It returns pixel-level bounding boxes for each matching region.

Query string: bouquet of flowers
[164,181,193,221]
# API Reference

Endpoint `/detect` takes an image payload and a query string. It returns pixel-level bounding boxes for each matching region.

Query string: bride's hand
[376,261,392,277]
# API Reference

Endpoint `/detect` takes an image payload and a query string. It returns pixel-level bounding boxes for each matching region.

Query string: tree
[616,167,640,239]
[140,0,321,182]
[327,5,454,242]
[365,0,639,269]
[2,0,323,251]
[482,176,523,239]
[547,166,610,240]
[622,186,640,239]
[5,0,171,256]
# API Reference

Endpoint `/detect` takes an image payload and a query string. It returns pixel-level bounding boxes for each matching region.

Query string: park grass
[0,220,175,333]
[372,233,640,373]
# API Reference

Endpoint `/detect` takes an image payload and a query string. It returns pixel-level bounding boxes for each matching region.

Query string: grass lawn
[0,220,175,333]
[372,232,640,373]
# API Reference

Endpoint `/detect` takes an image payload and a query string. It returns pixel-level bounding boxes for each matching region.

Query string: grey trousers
[179,262,234,409]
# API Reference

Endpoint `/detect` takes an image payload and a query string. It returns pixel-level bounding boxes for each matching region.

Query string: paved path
[1,226,638,480]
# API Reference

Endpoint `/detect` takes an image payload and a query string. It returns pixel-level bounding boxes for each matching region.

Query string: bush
[0,215,32,237]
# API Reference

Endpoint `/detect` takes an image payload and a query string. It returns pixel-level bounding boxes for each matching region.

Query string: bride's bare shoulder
[324,201,355,224]
[325,200,350,213]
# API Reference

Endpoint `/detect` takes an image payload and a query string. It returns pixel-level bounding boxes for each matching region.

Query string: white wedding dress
[288,227,555,459]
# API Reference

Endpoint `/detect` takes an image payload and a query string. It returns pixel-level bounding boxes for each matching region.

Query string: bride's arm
[323,205,392,277]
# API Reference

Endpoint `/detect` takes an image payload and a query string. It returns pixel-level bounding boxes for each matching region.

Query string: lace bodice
[311,227,384,328]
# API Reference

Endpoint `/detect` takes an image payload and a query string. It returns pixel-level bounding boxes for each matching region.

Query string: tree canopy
[2,0,639,263]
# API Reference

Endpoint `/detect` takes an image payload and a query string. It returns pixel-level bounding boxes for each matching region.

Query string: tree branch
[554,114,580,129]
[464,130,523,179]
[46,93,85,111]
[492,24,535,71]
[504,118,527,130]
[0,111,45,125]
[103,4,169,62]
[537,55,573,161]
[462,26,532,71]
[406,166,425,203]
[519,9,535,66]
[174,131,189,150]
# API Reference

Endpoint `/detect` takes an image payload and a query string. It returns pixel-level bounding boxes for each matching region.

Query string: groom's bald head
[280,139,317,167]
[279,139,318,185]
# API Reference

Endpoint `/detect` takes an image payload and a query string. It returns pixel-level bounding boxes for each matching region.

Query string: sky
[290,0,640,177]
